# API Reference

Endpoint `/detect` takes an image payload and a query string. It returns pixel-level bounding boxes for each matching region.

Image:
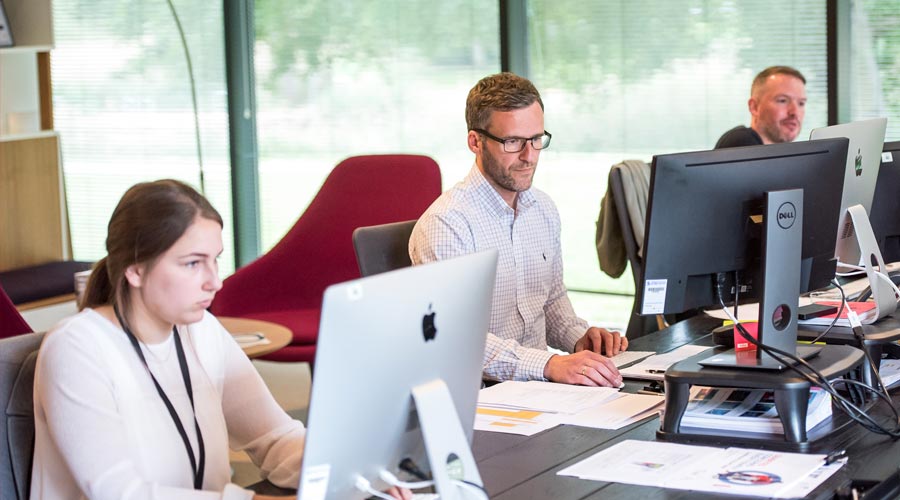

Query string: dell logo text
[776,202,796,230]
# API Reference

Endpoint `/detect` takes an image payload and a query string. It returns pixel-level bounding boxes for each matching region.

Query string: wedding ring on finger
[581,365,588,376]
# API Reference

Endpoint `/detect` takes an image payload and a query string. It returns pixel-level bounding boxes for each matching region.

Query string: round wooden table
[218,317,292,358]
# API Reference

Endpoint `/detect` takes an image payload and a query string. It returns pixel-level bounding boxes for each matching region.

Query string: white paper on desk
[779,460,845,498]
[558,440,837,498]
[610,350,656,368]
[669,447,829,498]
[477,381,621,415]
[564,393,663,430]
[619,345,712,381]
[473,407,563,436]
[558,439,718,487]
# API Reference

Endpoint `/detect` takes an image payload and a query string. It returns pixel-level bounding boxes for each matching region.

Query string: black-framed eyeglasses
[471,128,552,153]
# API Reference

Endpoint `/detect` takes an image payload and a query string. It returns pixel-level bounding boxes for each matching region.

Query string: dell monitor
[298,250,497,500]
[640,138,848,368]
[869,141,900,263]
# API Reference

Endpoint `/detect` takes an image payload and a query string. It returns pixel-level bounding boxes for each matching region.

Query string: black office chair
[352,220,417,277]
[1,331,44,500]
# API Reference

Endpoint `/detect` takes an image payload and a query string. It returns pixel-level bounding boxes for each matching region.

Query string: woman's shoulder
[44,309,115,344]
[38,309,123,370]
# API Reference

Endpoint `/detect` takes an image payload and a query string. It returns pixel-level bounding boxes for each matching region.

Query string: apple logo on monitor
[422,303,437,342]
[855,148,863,177]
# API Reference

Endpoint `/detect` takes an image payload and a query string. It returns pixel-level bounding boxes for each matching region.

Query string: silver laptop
[809,117,888,267]
[298,250,497,500]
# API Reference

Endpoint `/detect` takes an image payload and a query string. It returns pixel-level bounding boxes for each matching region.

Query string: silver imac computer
[809,117,894,321]
[809,117,887,267]
[298,250,498,500]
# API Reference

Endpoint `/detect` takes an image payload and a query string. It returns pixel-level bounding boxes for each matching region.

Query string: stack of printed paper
[679,386,832,435]
[475,381,664,435]
[878,359,900,388]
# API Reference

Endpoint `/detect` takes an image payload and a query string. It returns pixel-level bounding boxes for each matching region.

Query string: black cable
[398,458,430,481]
[717,273,900,438]
[730,316,898,437]
[808,278,846,344]
[851,325,895,411]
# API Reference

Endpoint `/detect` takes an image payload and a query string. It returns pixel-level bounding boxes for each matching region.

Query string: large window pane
[254,0,500,250]
[849,0,900,140]
[53,0,234,273]
[527,0,827,304]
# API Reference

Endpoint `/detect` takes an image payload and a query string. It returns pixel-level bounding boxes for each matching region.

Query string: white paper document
[565,393,664,430]
[474,406,563,436]
[619,345,712,380]
[610,350,656,368]
[477,381,621,415]
[558,439,839,498]
[475,382,664,435]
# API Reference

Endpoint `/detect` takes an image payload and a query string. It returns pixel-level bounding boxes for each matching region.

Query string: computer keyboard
[611,350,655,368]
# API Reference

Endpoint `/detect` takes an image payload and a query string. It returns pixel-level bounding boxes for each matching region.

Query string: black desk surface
[254,314,900,498]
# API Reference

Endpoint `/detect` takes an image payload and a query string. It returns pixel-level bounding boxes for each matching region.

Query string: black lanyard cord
[113,305,206,490]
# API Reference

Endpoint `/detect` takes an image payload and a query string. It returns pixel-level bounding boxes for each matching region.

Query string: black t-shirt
[714,125,763,149]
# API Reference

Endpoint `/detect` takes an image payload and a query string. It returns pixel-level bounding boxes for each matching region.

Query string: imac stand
[844,204,897,321]
[658,189,866,451]
[411,379,483,500]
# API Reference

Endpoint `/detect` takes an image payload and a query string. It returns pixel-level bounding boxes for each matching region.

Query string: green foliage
[254,0,499,92]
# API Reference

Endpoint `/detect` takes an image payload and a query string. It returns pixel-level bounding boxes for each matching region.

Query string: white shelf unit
[0,0,70,272]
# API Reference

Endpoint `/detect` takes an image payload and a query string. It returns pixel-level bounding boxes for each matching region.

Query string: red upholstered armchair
[0,283,32,339]
[210,154,442,363]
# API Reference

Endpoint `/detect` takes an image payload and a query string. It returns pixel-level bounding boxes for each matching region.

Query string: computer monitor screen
[869,141,900,263]
[640,138,848,316]
[298,250,497,499]
[809,117,888,266]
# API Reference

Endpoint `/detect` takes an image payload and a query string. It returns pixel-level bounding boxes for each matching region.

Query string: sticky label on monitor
[884,152,894,163]
[641,279,667,315]
[298,464,330,500]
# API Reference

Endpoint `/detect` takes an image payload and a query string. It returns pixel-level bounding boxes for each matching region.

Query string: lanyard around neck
[113,305,206,490]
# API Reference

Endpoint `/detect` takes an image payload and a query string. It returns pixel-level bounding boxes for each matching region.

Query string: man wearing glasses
[410,72,627,387]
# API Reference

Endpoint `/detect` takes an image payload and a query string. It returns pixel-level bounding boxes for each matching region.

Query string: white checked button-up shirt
[410,164,588,381]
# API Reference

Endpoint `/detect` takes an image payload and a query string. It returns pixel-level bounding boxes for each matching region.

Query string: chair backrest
[608,166,644,289]
[0,283,31,340]
[608,162,659,338]
[211,154,442,316]
[352,220,417,277]
[0,331,44,500]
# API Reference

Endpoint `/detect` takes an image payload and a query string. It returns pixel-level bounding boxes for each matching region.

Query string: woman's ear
[124,264,145,288]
